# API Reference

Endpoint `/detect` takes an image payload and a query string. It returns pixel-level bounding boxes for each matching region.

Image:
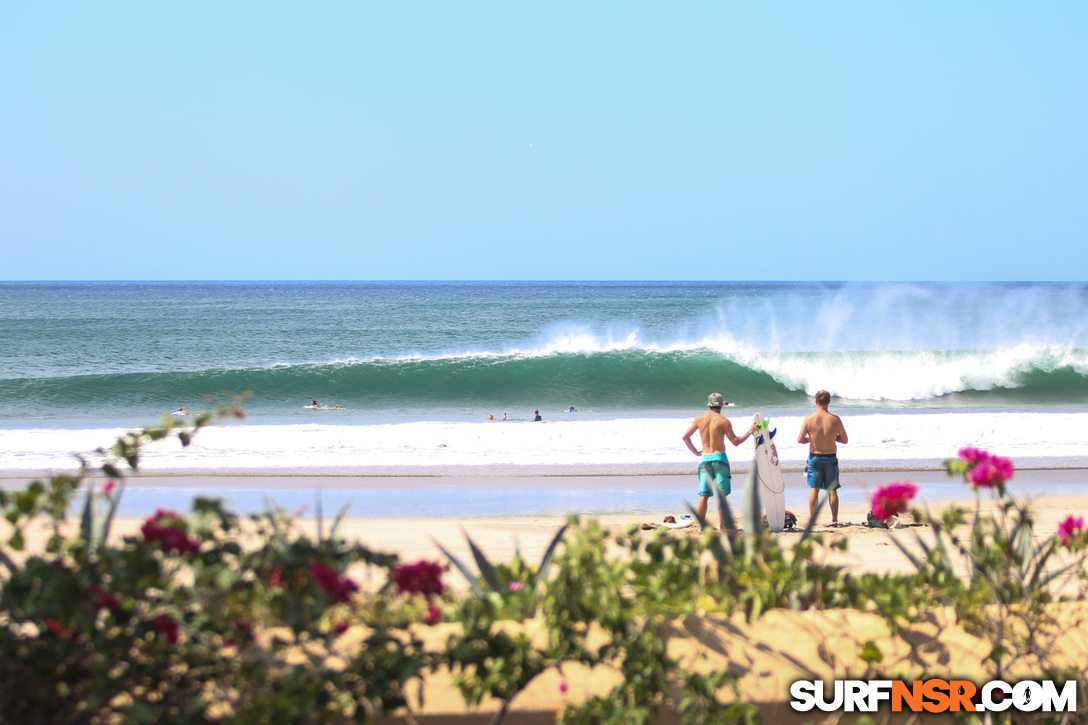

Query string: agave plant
[436,522,568,617]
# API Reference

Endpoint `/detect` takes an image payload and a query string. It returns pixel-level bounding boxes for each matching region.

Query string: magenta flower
[955,447,1015,490]
[308,562,359,602]
[559,681,569,694]
[1057,516,1085,548]
[153,616,179,644]
[426,604,441,625]
[507,581,524,592]
[957,447,988,465]
[392,560,445,599]
[871,481,918,521]
[102,479,116,495]
[141,509,201,555]
[968,453,1014,490]
[88,584,120,612]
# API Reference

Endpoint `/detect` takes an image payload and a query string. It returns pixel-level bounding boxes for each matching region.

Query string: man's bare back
[686,410,733,454]
[798,405,848,454]
[681,394,757,529]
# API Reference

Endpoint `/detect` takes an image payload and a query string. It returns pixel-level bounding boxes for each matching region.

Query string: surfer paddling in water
[798,390,848,525]
[682,393,757,530]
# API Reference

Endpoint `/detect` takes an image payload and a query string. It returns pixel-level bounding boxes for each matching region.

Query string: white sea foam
[1,412,1085,475]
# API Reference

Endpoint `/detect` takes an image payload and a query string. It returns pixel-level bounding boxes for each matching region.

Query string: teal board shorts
[698,453,732,497]
[806,453,840,491]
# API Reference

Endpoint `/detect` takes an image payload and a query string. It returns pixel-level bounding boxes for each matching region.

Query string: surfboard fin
[770,428,777,440]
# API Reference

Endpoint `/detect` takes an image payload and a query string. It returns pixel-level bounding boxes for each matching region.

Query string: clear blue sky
[2,3,1086,281]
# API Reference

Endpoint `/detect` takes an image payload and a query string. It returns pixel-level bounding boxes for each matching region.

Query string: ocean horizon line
[3,279,1083,285]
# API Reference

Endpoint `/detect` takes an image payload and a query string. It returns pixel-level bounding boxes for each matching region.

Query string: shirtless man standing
[797,390,848,525]
[681,393,756,530]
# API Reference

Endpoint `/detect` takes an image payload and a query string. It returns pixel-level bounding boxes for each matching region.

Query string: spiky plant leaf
[465,533,504,593]
[435,541,486,597]
[742,462,762,537]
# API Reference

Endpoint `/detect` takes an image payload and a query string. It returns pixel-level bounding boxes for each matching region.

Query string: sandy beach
[6,468,1088,722]
[11,468,1084,585]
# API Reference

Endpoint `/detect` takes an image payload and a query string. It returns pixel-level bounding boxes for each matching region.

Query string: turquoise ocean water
[2,282,1087,517]
[2,281,1086,427]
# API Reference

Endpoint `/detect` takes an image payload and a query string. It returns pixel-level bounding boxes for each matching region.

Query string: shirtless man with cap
[681,393,757,530]
[798,389,849,525]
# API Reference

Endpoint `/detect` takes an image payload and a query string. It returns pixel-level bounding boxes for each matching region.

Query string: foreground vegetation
[1,406,1086,724]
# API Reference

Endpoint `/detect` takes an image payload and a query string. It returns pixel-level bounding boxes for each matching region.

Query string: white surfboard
[752,413,786,532]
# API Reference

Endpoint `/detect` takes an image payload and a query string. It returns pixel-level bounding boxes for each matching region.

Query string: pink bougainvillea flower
[153,616,179,644]
[88,584,120,612]
[265,564,285,588]
[426,604,441,625]
[968,453,1015,490]
[955,447,1015,490]
[507,581,524,592]
[308,562,359,602]
[392,560,445,599]
[559,681,569,694]
[102,479,116,495]
[140,509,201,555]
[957,447,988,465]
[870,481,918,521]
[1057,516,1086,547]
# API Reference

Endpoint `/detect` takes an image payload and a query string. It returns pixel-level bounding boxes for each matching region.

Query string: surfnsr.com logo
[790,679,1077,714]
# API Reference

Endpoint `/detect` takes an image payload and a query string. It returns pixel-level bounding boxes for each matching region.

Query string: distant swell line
[1,349,1087,410]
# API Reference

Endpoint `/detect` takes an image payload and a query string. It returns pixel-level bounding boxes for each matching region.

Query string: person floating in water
[533,410,542,421]
[172,407,189,416]
[306,400,320,409]
[568,406,578,412]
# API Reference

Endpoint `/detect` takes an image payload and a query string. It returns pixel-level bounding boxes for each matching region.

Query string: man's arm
[797,416,811,445]
[835,416,848,445]
[681,421,702,456]
[725,420,757,447]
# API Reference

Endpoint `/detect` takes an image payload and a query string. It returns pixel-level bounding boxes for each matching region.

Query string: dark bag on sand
[866,511,888,529]
[762,511,798,530]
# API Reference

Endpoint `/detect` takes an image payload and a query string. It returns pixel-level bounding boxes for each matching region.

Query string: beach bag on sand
[762,511,798,530]
[866,511,888,529]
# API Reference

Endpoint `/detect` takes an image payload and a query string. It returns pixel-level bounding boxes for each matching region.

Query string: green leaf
[798,496,824,543]
[741,460,762,537]
[859,640,884,664]
[535,523,568,589]
[714,479,738,536]
[465,533,503,593]
[79,480,94,543]
[886,530,924,570]
[98,479,125,548]
[434,540,485,597]
[329,500,351,541]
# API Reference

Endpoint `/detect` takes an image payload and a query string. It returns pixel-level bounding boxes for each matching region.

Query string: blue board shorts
[806,454,840,491]
[698,453,732,497]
